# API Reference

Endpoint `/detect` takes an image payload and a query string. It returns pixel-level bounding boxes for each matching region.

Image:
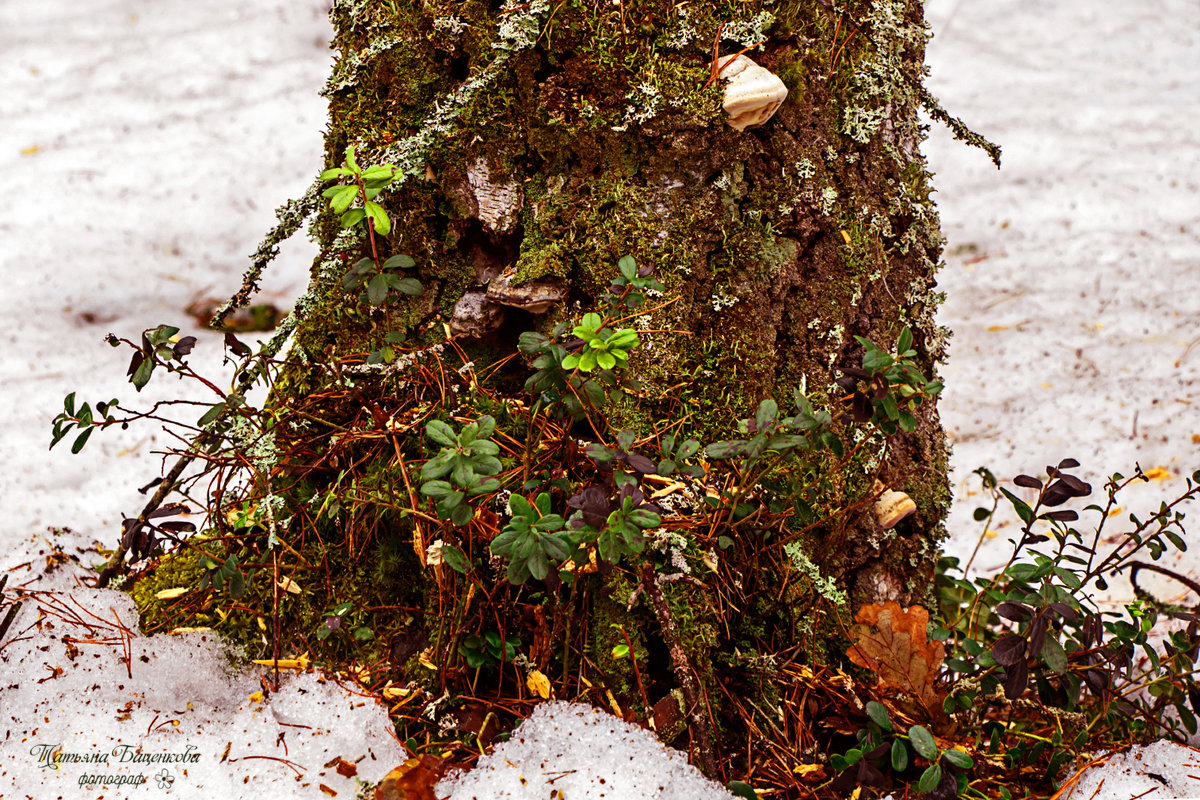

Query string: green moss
[589,573,648,702]
[129,514,427,670]
[153,0,957,779]
[130,538,216,633]
[772,47,810,102]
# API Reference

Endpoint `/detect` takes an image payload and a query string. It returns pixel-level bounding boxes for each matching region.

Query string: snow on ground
[0,586,405,798]
[0,0,1197,797]
[436,702,738,799]
[925,0,1200,587]
[0,2,409,798]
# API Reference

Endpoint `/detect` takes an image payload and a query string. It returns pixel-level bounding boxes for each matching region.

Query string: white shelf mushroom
[872,480,918,529]
[718,54,788,131]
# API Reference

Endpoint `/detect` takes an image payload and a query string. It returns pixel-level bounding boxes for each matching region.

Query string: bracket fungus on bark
[449,289,504,338]
[485,271,568,314]
[872,480,917,529]
[449,271,569,338]
[718,54,788,132]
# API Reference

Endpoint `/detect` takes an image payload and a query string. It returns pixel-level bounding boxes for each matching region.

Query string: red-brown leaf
[847,602,946,719]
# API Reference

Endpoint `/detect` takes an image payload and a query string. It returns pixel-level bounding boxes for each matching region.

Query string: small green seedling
[321,146,399,235]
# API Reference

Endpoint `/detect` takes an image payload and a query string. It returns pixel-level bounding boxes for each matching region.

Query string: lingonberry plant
[54,238,1191,800]
[832,459,1200,798]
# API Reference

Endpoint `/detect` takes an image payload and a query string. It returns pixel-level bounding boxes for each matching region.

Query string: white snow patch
[0,573,405,799]
[924,0,1200,585]
[438,702,737,800]
[1062,740,1200,800]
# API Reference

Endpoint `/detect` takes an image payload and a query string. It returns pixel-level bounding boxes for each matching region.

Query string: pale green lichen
[820,186,838,216]
[225,416,279,473]
[496,0,548,51]
[379,53,514,179]
[784,542,847,607]
[213,180,323,328]
[842,105,889,144]
[432,16,468,39]
[723,12,775,50]
[647,530,692,575]
[838,0,928,145]
[620,80,664,128]
[709,285,739,312]
[663,7,699,50]
[367,0,546,180]
[321,30,413,97]
[849,427,887,478]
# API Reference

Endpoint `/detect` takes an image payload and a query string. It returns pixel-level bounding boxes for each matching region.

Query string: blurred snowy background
[1,0,1197,797]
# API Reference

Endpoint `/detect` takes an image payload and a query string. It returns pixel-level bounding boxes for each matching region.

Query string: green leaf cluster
[518,328,612,420]
[562,312,639,372]
[833,702,973,797]
[515,256,651,420]
[316,601,373,642]
[343,253,422,308]
[50,392,118,453]
[851,327,943,435]
[199,553,245,599]
[489,480,662,584]
[125,325,197,392]
[419,416,502,525]
[320,145,399,235]
[705,394,835,472]
[656,433,703,478]
[489,493,569,584]
[459,631,521,669]
[601,255,665,309]
[593,490,661,564]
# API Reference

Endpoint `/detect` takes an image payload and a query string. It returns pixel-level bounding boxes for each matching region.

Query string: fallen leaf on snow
[251,653,310,670]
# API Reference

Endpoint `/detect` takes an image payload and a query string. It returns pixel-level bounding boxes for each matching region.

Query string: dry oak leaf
[375,754,446,800]
[847,601,946,718]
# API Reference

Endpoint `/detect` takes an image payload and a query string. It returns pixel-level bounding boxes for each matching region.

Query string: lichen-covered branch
[640,562,718,779]
[211,180,324,327]
[918,85,1002,169]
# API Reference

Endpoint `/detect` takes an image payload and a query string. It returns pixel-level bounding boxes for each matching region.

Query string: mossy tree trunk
[300,0,949,600]
[173,0,954,784]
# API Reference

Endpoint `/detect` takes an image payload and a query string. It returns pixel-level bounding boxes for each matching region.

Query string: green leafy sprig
[833,702,974,797]
[419,416,502,525]
[562,312,640,372]
[842,327,943,435]
[602,254,666,309]
[342,253,421,308]
[489,493,570,584]
[321,145,398,235]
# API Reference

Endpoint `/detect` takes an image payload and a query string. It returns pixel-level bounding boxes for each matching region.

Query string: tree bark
[141,0,956,784]
[298,0,949,604]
